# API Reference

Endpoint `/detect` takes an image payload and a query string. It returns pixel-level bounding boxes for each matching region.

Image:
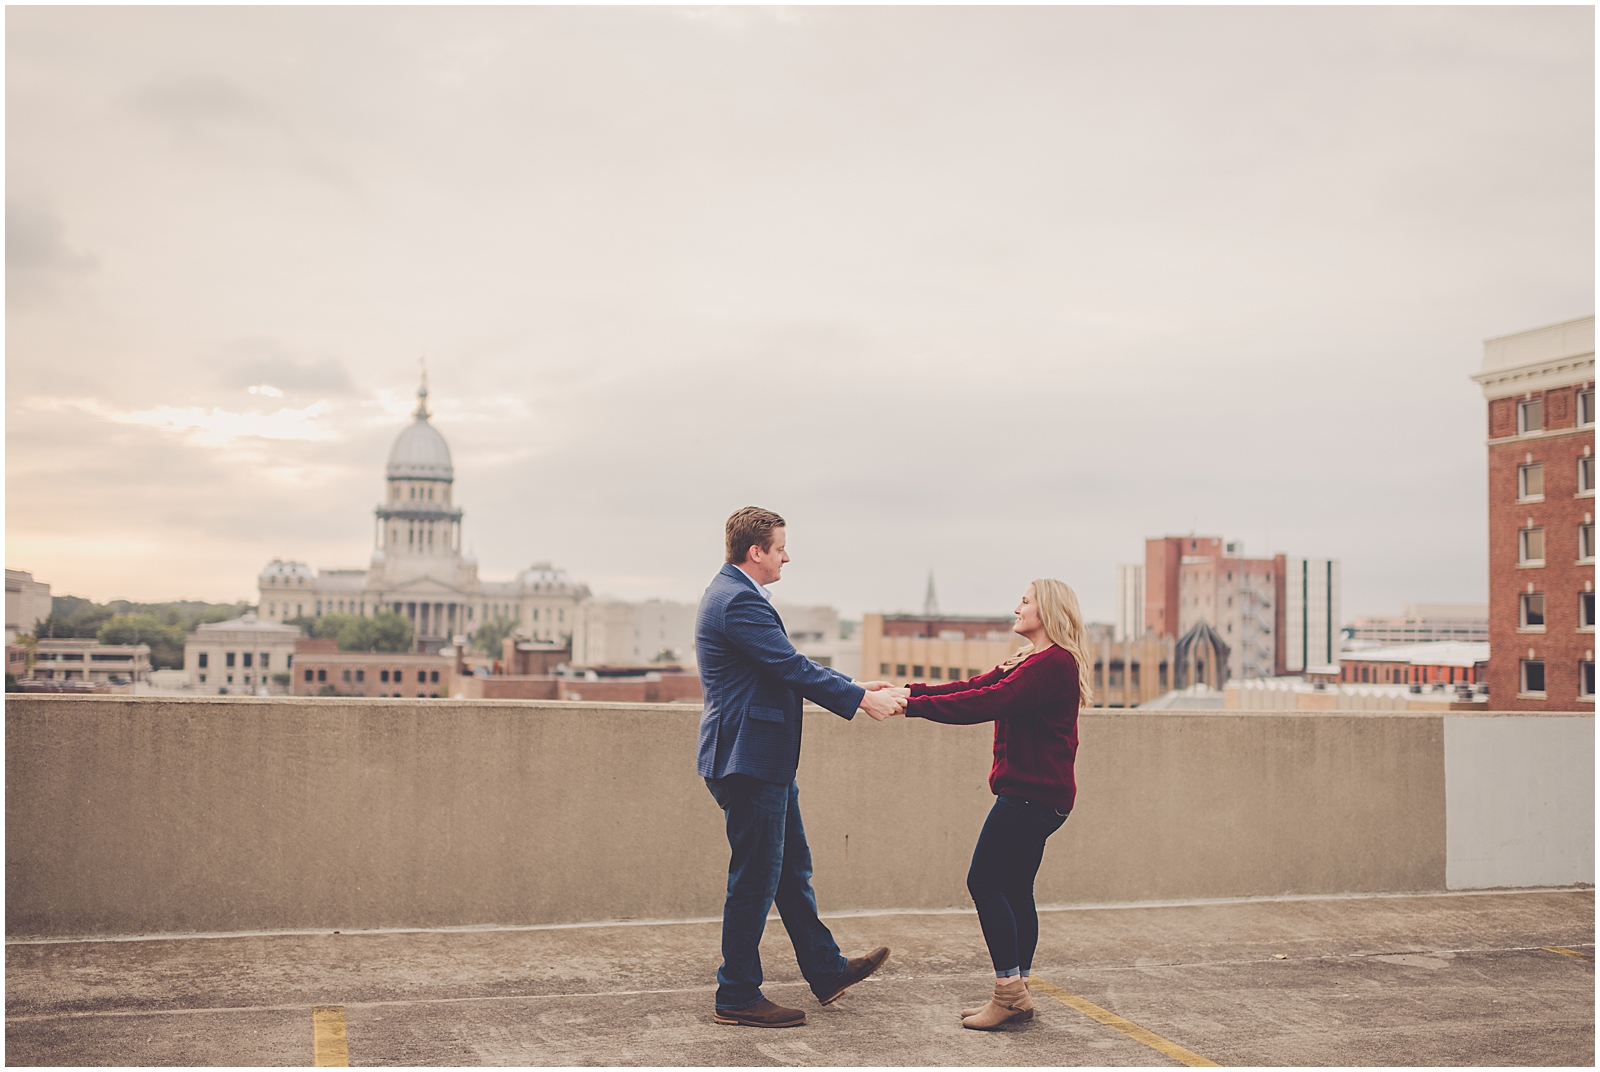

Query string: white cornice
[1471,353,1595,399]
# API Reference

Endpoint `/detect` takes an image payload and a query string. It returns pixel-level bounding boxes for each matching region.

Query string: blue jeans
[967,794,1069,976]
[705,774,849,1011]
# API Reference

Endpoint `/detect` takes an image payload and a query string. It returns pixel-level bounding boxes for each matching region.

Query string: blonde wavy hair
[998,578,1094,706]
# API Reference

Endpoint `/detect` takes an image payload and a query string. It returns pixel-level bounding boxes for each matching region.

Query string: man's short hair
[726,507,786,565]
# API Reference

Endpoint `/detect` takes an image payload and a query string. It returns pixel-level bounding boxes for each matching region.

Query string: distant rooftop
[1479,315,1593,375]
[1340,641,1490,668]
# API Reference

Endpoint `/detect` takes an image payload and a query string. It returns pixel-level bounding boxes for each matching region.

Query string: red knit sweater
[905,645,1081,813]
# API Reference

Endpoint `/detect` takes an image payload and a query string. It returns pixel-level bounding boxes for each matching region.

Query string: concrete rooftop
[6,888,1592,1066]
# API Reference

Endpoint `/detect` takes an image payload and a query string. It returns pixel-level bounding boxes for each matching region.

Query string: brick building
[860,613,1026,687]
[1472,315,1595,710]
[290,638,456,698]
[1137,536,1340,680]
[1332,641,1489,688]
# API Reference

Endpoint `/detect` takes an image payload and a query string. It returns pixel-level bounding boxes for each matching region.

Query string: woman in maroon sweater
[904,578,1093,1030]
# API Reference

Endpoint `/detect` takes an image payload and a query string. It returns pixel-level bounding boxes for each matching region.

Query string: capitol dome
[386,377,454,481]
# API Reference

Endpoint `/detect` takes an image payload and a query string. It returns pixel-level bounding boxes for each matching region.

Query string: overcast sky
[6,6,1593,622]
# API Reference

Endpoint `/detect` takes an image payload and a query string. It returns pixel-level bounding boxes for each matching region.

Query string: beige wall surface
[8,698,1451,938]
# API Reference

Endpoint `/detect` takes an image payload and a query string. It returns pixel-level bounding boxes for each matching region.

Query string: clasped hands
[856,680,910,721]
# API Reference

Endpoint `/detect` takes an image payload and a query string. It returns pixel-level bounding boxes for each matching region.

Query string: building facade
[30,639,152,685]
[1083,623,1176,707]
[1140,536,1339,681]
[860,612,1026,687]
[184,614,302,694]
[257,376,590,649]
[5,569,52,644]
[1114,563,1144,641]
[1334,641,1489,688]
[289,638,455,698]
[571,599,699,668]
[1471,315,1595,710]
[1347,603,1489,646]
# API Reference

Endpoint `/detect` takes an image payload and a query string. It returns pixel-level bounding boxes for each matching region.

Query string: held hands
[856,682,911,722]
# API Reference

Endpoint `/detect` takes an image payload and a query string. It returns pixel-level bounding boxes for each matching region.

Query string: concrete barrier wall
[1444,714,1595,889]
[5,698,1588,938]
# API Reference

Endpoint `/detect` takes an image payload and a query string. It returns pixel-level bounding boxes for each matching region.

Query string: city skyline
[6,7,1593,622]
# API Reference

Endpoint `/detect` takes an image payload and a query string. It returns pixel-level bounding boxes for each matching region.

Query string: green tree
[289,612,413,653]
[472,616,519,656]
[337,612,413,653]
[97,613,187,669]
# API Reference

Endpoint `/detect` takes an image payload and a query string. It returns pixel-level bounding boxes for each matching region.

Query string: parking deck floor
[5,888,1593,1066]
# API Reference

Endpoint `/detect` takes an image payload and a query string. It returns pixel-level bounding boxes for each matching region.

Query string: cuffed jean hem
[995,967,1022,978]
[716,996,768,1012]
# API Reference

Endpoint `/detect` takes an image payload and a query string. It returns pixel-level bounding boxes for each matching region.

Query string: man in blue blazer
[698,506,905,1028]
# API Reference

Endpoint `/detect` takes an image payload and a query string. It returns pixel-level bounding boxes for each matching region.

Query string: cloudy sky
[6,6,1593,622]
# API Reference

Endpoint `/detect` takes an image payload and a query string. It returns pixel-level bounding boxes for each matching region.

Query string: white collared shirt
[734,565,773,602]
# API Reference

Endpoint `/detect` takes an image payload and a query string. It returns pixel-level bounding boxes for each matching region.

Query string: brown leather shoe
[713,998,806,1028]
[816,946,890,1005]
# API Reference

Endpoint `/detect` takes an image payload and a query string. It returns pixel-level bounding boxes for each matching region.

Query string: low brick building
[291,638,455,697]
[1332,641,1489,688]
[1471,316,1595,710]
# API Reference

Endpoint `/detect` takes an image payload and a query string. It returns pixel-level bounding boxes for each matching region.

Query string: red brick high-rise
[1472,316,1595,710]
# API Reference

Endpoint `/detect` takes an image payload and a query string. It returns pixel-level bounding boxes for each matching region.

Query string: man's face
[745,526,789,585]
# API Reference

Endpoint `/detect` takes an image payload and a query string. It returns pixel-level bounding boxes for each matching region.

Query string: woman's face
[1012,584,1042,636]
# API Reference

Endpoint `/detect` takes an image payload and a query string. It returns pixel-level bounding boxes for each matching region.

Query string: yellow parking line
[312,1005,349,1067]
[1030,978,1218,1067]
[1541,946,1591,960]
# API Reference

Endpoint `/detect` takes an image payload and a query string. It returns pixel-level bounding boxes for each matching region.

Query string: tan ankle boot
[960,977,1033,1030]
[961,978,1029,1018]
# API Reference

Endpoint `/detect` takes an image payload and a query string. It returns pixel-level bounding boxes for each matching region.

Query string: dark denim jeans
[705,774,849,1011]
[967,794,1069,976]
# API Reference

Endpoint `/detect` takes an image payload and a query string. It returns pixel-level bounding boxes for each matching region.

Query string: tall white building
[1114,564,1144,641]
[257,375,589,646]
[571,599,699,668]
[1281,556,1342,675]
[5,568,52,644]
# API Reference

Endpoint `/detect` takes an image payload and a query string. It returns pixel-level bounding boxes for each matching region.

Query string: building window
[1518,397,1543,434]
[1520,659,1546,695]
[947,666,960,680]
[198,674,206,684]
[1093,661,1104,689]
[380,669,390,682]
[356,669,365,682]
[911,665,924,678]
[1517,463,1544,500]
[1159,661,1169,689]
[1581,524,1595,562]
[243,652,253,668]
[1582,592,1596,630]
[1520,593,1545,628]
[226,675,233,684]
[1578,456,1597,497]
[1109,659,1125,688]
[317,669,327,682]
[225,652,236,668]
[430,670,440,683]
[198,653,208,669]
[1580,387,1595,427]
[342,669,352,683]
[929,666,943,680]
[879,662,889,675]
[1130,662,1141,688]
[1519,528,1545,565]
[1583,661,1596,699]
[304,669,314,682]
[417,670,426,683]
[895,664,907,677]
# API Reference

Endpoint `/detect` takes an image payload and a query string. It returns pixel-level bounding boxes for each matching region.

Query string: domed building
[257,375,589,649]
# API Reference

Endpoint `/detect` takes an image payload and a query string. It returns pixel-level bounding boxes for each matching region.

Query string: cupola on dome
[386,375,454,482]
